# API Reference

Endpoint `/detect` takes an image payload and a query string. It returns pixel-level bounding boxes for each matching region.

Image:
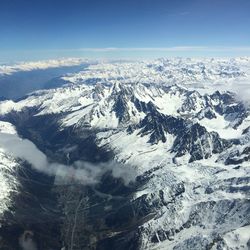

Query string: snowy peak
[62,57,250,88]
[0,80,246,164]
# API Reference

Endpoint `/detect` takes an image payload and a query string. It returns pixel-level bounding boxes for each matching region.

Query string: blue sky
[0,0,250,61]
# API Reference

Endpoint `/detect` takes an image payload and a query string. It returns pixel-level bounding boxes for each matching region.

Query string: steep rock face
[113,93,129,123]
[0,150,20,216]
[135,110,230,162]
[224,146,250,165]
[172,123,230,162]
[210,91,248,128]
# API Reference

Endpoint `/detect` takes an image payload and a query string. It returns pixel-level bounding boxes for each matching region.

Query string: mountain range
[0,57,249,250]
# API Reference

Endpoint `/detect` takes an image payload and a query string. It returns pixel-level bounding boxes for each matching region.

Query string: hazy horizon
[1,0,250,61]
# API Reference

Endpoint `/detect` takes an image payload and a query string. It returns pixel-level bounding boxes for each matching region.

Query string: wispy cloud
[71,46,250,53]
[0,58,87,75]
[6,46,250,53]
[168,11,190,17]
[0,132,136,185]
[76,47,206,52]
[2,46,250,63]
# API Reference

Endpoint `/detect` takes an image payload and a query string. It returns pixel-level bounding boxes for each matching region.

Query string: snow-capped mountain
[0,58,250,249]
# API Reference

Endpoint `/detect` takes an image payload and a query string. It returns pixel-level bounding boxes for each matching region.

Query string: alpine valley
[0,57,250,250]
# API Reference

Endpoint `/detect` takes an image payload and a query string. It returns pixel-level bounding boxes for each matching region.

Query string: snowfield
[0,122,20,216]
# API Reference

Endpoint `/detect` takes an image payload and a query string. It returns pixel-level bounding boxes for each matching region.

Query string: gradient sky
[0,0,250,61]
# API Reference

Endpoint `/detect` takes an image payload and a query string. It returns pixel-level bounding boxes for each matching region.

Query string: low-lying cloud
[0,58,87,76]
[220,79,250,108]
[19,231,37,250]
[232,83,250,108]
[0,133,136,185]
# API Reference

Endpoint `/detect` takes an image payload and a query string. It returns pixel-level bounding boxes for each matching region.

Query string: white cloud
[0,132,136,186]
[229,81,250,108]
[0,58,88,75]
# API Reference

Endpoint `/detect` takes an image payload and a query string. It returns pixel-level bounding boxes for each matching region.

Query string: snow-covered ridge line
[61,57,250,89]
